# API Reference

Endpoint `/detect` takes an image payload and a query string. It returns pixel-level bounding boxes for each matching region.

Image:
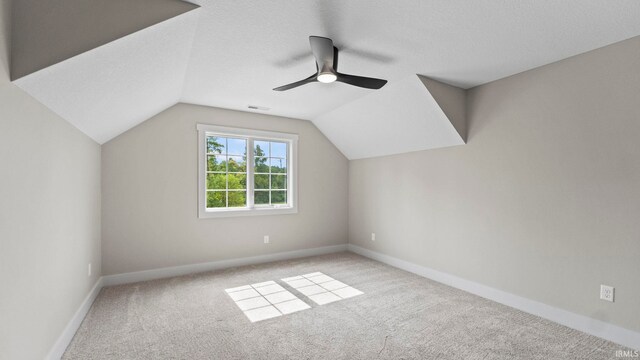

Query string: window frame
[197,124,298,218]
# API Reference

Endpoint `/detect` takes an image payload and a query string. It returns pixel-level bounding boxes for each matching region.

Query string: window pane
[227,138,246,156]
[228,174,246,189]
[271,175,286,189]
[272,191,287,204]
[271,142,287,158]
[207,174,226,190]
[207,191,226,208]
[254,191,269,205]
[254,157,269,173]
[202,130,294,213]
[207,155,226,172]
[228,191,247,207]
[228,155,246,172]
[254,141,269,157]
[207,137,226,154]
[255,174,269,189]
[270,157,287,173]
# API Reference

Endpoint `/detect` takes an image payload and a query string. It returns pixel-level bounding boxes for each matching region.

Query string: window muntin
[205,136,248,208]
[254,140,288,207]
[197,124,297,218]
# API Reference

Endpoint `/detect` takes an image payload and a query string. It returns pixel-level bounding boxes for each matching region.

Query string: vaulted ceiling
[11,0,640,159]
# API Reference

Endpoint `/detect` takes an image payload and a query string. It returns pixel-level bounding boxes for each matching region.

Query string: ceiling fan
[273,36,388,91]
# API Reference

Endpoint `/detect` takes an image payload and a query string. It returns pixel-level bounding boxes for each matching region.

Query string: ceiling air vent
[248,105,270,111]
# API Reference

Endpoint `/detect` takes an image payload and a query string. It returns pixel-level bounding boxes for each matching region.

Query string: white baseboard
[52,244,635,358]
[347,244,640,351]
[46,277,103,360]
[47,243,347,359]
[103,244,348,286]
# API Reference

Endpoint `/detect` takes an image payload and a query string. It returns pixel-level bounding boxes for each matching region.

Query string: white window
[197,124,298,218]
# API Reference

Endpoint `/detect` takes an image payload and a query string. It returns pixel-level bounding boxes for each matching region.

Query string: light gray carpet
[64,252,625,359]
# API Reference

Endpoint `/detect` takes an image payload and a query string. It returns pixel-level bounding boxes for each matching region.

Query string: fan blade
[309,36,335,72]
[336,73,387,89]
[273,73,317,91]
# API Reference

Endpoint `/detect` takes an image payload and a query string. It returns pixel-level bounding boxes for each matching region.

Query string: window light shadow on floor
[226,273,363,322]
[282,272,363,305]
[225,280,310,322]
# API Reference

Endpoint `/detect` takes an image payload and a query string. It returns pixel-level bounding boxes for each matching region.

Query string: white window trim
[197,124,298,218]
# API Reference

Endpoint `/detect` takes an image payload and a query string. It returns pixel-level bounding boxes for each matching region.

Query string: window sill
[198,206,298,219]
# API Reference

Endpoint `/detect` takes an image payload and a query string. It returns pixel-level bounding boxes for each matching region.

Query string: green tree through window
[206,136,247,208]
[254,140,287,206]
[199,125,295,216]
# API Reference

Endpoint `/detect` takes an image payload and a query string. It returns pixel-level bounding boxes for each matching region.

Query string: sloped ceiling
[14,12,199,144]
[181,0,640,119]
[10,0,198,80]
[10,1,640,159]
[315,75,466,159]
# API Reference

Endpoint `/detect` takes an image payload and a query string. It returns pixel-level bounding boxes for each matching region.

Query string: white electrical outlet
[88,263,92,277]
[371,233,376,241]
[264,235,270,244]
[600,285,614,302]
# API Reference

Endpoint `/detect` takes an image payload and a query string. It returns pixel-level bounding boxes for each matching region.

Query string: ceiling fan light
[317,73,337,83]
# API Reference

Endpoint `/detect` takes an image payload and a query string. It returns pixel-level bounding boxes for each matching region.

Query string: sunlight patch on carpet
[226,280,310,322]
[282,272,363,305]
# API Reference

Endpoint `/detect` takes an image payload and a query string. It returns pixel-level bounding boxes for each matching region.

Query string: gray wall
[101,103,348,275]
[0,0,102,358]
[349,36,640,333]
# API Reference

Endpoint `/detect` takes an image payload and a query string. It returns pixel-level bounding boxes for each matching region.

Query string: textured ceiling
[11,0,640,156]
[10,0,198,80]
[14,12,199,143]
[182,0,640,120]
[314,75,465,159]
